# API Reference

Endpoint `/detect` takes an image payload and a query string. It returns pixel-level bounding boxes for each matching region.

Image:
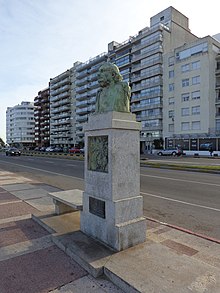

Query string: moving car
[6,148,21,156]
[157,147,184,157]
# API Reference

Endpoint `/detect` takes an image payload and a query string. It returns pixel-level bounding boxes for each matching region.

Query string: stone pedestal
[80,112,146,251]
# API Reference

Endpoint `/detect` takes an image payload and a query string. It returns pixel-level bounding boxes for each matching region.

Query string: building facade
[163,36,220,151]
[6,101,35,148]
[75,53,108,145]
[34,87,50,147]
[107,7,198,152]
[49,63,79,148]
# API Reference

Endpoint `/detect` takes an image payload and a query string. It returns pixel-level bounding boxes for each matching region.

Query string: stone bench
[48,189,83,215]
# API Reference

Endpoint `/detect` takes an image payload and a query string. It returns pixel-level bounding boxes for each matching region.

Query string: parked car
[157,147,184,157]
[80,148,85,154]
[69,147,81,154]
[6,148,21,156]
[45,146,55,152]
[39,147,47,152]
[53,147,63,153]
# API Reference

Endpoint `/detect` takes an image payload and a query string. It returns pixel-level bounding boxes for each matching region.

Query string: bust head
[97,62,123,87]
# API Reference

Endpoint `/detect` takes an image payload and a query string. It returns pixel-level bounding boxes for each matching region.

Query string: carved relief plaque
[88,135,108,173]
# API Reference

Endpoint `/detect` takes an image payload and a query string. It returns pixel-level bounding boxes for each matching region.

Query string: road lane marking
[140,173,220,187]
[147,159,220,166]
[141,191,220,212]
[0,161,83,181]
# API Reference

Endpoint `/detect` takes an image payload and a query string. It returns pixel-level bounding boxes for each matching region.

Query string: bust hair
[99,62,122,82]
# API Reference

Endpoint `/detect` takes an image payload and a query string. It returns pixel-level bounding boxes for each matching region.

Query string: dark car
[6,148,21,156]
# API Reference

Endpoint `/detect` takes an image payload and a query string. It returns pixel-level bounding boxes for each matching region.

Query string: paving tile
[161,239,199,256]
[42,211,80,234]
[31,183,62,193]
[0,202,38,219]
[153,226,172,235]
[0,191,19,204]
[50,275,124,293]
[2,183,37,192]
[10,188,49,200]
[26,196,55,212]
[0,218,50,248]
[146,219,161,229]
[0,246,88,293]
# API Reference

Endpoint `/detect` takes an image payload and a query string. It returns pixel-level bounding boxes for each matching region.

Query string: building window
[169,83,174,92]
[182,78,189,87]
[181,107,190,116]
[192,61,200,70]
[192,106,200,115]
[181,122,190,131]
[168,110,174,118]
[181,93,190,102]
[169,124,174,132]
[169,97,174,105]
[181,64,190,73]
[192,91,200,100]
[192,75,200,85]
[168,56,174,66]
[169,70,174,78]
[192,121,200,130]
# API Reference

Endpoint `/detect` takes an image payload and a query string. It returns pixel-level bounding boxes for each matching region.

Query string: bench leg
[53,200,76,215]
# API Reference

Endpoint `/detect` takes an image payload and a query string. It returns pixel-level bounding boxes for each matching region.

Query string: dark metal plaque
[89,197,106,219]
[88,135,108,173]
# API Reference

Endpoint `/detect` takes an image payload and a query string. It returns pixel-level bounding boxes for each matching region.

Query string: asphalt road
[0,153,219,240]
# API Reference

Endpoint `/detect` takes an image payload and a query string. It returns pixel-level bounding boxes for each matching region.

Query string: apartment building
[107,7,197,152]
[6,101,35,148]
[75,53,108,144]
[163,36,220,151]
[49,62,79,147]
[34,87,50,147]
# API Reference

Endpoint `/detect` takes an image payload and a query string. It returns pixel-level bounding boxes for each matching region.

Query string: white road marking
[141,192,220,212]
[140,173,220,187]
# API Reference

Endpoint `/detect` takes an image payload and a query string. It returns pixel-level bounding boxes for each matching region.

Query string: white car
[157,148,184,156]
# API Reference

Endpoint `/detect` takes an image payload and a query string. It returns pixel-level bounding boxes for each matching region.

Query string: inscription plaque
[89,197,106,219]
[88,135,108,172]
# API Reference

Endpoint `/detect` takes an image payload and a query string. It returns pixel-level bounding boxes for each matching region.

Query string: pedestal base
[80,192,146,251]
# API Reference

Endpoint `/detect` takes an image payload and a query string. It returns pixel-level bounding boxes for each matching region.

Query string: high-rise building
[34,87,50,147]
[108,7,198,152]
[6,101,35,148]
[49,62,79,147]
[75,53,108,144]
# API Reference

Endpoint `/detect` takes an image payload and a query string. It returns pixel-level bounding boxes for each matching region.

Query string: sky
[1,0,220,142]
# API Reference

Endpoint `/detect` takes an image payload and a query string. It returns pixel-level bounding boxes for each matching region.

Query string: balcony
[76,85,88,94]
[131,67,162,83]
[76,92,89,101]
[76,114,88,122]
[50,70,70,84]
[131,57,163,73]
[131,102,162,112]
[76,100,88,108]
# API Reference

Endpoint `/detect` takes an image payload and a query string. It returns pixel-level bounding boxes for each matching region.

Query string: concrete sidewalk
[0,170,220,293]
